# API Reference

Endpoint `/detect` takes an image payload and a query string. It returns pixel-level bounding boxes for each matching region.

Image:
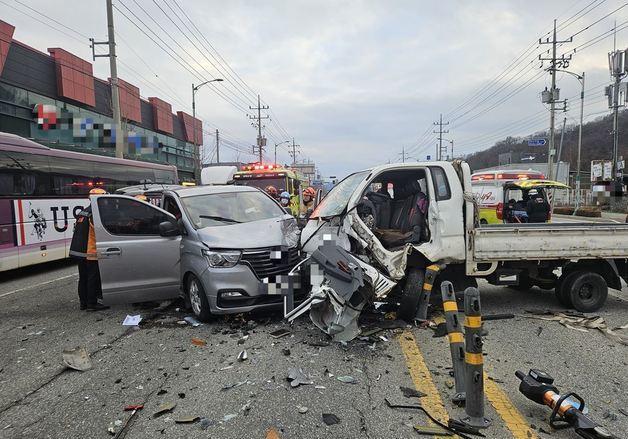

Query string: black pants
[78,259,102,306]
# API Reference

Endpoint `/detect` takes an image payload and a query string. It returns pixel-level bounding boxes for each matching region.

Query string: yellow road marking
[484,372,539,439]
[398,330,451,438]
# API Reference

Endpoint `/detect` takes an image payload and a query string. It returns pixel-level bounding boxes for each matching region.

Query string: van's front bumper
[200,264,302,314]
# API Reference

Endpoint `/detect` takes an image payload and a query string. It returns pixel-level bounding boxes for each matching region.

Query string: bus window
[49,157,94,195]
[0,151,51,196]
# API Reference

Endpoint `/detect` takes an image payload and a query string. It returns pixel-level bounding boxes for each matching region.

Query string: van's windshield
[311,171,369,219]
[181,191,285,228]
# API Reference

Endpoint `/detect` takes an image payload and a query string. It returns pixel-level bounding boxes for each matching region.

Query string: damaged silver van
[89,185,301,320]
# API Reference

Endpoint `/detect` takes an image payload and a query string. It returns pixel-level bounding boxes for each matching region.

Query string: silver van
[89,185,301,320]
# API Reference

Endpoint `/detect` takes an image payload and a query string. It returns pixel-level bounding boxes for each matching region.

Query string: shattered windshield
[311,171,369,219]
[181,191,284,228]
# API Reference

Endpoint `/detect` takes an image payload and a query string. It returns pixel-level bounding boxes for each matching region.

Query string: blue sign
[426,155,431,161]
[528,138,547,146]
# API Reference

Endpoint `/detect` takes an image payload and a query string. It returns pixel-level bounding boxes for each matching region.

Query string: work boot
[86,303,110,311]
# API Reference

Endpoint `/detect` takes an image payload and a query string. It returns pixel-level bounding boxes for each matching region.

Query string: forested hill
[464,110,628,172]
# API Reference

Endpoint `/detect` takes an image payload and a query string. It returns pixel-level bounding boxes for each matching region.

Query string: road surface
[0,261,626,438]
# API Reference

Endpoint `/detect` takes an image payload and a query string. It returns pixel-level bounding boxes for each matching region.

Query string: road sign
[427,155,431,161]
[527,138,547,146]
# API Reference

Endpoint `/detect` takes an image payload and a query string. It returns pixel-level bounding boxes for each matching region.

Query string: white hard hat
[528,189,538,196]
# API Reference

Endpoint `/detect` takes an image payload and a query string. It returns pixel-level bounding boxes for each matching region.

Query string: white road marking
[0,273,78,299]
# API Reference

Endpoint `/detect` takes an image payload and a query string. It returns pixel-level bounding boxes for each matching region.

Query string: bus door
[90,195,181,304]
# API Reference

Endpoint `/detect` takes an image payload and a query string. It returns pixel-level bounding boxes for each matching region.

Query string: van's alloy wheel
[189,278,202,315]
[186,275,212,322]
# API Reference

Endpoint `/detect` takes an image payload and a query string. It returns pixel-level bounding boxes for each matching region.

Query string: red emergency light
[243,163,283,171]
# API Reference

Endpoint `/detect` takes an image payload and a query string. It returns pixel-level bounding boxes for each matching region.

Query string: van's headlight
[202,249,241,268]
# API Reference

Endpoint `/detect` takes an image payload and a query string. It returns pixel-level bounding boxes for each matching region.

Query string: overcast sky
[4,0,628,178]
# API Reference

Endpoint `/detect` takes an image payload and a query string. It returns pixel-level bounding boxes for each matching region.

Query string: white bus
[0,132,178,272]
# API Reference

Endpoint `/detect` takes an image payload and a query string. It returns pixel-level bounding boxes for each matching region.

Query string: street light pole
[274,140,290,164]
[192,78,223,182]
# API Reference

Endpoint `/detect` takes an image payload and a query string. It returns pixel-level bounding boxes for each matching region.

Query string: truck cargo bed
[472,222,628,261]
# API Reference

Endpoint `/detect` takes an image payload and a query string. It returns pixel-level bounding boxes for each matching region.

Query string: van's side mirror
[159,220,180,237]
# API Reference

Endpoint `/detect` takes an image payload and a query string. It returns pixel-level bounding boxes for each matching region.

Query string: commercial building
[289,159,317,184]
[0,19,201,182]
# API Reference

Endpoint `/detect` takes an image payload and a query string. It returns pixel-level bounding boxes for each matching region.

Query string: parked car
[89,185,301,320]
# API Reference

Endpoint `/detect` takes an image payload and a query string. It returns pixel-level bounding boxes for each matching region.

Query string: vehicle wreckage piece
[286,240,396,342]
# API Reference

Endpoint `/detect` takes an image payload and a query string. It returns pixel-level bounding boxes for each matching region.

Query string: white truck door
[90,195,181,304]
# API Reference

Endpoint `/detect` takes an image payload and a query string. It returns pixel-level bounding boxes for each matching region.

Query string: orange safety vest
[86,219,97,260]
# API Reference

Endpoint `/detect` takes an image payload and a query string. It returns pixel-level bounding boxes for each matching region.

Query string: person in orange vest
[69,188,109,311]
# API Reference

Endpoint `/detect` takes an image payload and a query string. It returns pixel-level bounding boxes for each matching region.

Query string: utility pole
[450,139,454,160]
[539,19,572,181]
[249,95,269,163]
[289,138,300,165]
[191,79,222,178]
[608,26,626,187]
[215,129,220,164]
[90,0,124,158]
[576,72,585,209]
[398,146,410,163]
[433,113,449,160]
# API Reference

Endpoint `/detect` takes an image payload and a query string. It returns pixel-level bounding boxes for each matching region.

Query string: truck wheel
[186,274,213,322]
[555,271,581,308]
[398,268,425,323]
[567,272,608,313]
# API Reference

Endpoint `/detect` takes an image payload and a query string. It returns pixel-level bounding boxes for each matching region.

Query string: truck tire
[567,272,608,313]
[398,268,425,323]
[186,274,213,322]
[555,270,582,308]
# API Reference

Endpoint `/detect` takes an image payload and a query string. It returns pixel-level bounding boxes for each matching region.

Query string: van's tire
[398,268,425,323]
[186,274,213,322]
[555,271,581,308]
[567,272,608,313]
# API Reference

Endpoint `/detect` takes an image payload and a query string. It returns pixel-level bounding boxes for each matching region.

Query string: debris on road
[400,386,426,398]
[297,405,308,414]
[237,350,248,362]
[174,416,200,424]
[281,348,291,356]
[107,419,122,435]
[122,315,142,326]
[483,313,515,321]
[336,375,357,384]
[413,424,452,436]
[62,347,92,371]
[183,316,202,327]
[515,369,612,438]
[322,413,340,425]
[191,337,206,346]
[198,417,215,430]
[524,310,628,345]
[432,322,448,338]
[266,427,282,439]
[221,380,248,391]
[124,405,144,411]
[152,402,177,418]
[269,328,291,338]
[222,413,237,422]
[384,399,474,439]
[287,367,313,387]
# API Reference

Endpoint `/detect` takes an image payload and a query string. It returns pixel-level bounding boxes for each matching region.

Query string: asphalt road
[0,261,627,439]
